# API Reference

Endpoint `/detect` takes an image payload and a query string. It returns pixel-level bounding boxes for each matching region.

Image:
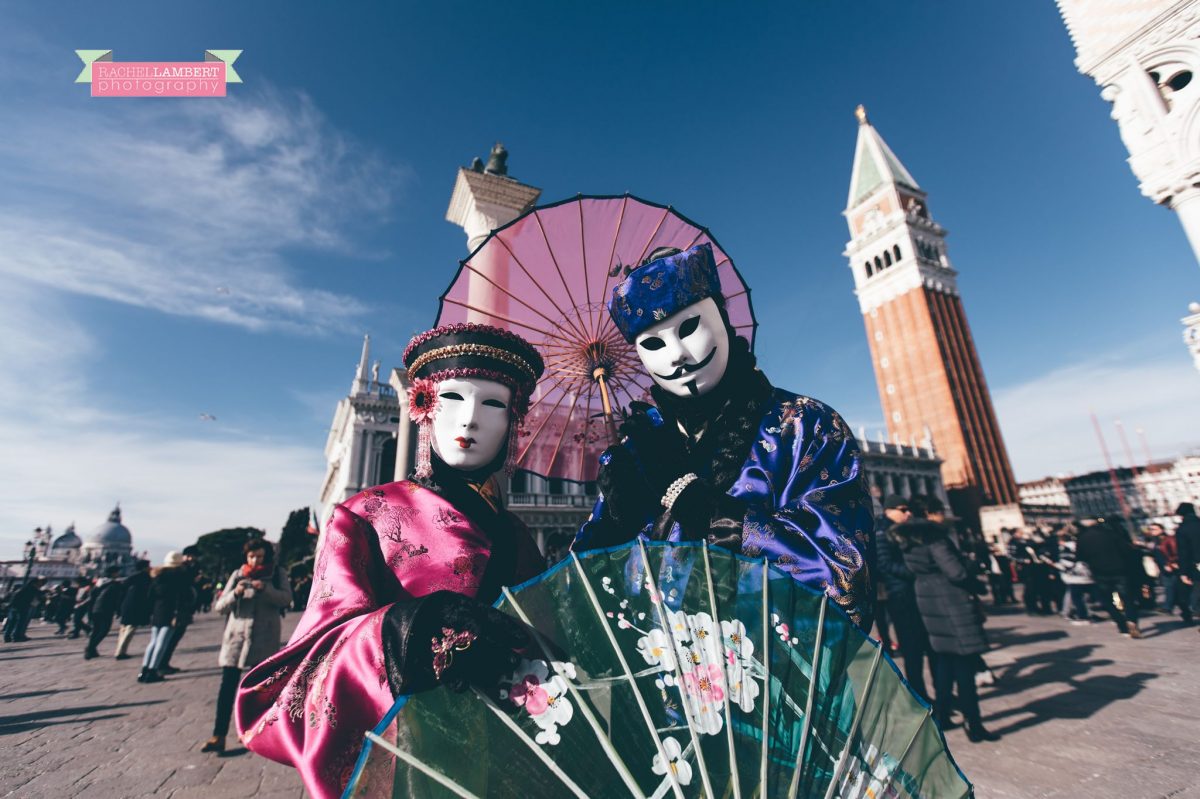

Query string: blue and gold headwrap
[608,243,722,342]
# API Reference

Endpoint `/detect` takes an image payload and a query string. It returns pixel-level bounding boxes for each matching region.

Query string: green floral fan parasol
[345,541,972,798]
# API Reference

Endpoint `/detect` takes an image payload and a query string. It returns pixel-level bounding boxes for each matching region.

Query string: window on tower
[874,255,883,272]
[865,260,873,278]
[893,244,902,261]
[883,250,892,267]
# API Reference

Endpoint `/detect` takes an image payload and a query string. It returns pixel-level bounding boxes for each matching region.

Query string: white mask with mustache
[634,297,730,397]
[430,377,513,471]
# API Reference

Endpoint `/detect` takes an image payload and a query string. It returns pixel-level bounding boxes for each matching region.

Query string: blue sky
[2,1,1198,558]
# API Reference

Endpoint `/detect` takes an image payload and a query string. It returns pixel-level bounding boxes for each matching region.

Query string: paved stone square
[1,604,1198,797]
[0,612,304,798]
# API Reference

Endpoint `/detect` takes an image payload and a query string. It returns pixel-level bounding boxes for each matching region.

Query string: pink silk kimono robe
[235,480,544,798]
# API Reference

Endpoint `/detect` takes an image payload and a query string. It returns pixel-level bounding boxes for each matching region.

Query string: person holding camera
[201,538,291,754]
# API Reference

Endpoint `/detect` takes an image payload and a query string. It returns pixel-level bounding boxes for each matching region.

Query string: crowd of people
[2,538,296,759]
[2,547,216,674]
[986,502,1200,636]
[873,496,1200,745]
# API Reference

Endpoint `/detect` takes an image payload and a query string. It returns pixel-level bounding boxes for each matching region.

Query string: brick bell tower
[843,106,1018,524]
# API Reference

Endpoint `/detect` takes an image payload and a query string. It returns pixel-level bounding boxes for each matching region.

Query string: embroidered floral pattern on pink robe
[235,481,544,799]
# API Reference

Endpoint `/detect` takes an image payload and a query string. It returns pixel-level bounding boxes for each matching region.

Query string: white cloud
[0,86,405,334]
[0,281,325,561]
[0,73,405,558]
[994,352,1200,481]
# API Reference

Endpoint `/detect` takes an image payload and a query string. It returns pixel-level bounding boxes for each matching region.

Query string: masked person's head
[403,323,544,479]
[609,243,734,398]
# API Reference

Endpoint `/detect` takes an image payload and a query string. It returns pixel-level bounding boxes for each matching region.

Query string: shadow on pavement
[164,668,224,680]
[0,687,83,701]
[0,699,167,736]
[984,671,1156,736]
[1,713,128,735]
[986,643,1112,699]
[0,651,86,662]
[984,624,1070,649]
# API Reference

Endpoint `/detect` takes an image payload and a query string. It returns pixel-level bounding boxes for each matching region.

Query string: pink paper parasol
[434,195,756,484]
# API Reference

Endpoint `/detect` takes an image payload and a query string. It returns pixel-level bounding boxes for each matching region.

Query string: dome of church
[87,505,132,547]
[50,524,82,550]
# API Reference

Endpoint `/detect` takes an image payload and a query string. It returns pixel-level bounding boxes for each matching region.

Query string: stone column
[445,166,542,323]
[1171,189,1200,266]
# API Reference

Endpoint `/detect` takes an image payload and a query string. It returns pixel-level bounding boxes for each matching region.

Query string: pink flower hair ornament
[408,377,441,425]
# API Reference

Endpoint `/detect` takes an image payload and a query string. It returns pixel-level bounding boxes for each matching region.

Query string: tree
[192,527,265,581]
[277,507,316,571]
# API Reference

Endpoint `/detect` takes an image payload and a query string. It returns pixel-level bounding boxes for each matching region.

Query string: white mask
[634,297,730,397]
[430,377,513,471]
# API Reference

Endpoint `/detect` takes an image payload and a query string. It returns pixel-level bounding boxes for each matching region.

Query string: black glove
[651,478,747,553]
[597,444,656,527]
[383,591,533,696]
[619,402,690,498]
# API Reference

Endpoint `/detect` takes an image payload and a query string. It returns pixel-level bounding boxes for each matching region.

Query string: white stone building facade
[1057,0,1200,368]
[1019,453,1200,528]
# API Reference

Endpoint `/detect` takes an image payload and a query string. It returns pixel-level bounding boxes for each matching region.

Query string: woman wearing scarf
[202,538,292,751]
[236,323,546,798]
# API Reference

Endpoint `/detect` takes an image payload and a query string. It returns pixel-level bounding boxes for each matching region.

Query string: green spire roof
[847,108,921,208]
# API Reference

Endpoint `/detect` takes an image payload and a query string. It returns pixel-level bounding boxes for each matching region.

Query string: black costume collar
[650,335,773,490]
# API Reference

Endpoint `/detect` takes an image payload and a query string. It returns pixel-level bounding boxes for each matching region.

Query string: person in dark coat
[156,548,198,674]
[3,577,45,642]
[894,514,998,742]
[1076,518,1143,638]
[1174,503,1200,627]
[51,583,74,635]
[68,577,95,639]
[139,552,191,683]
[987,544,1015,605]
[114,559,152,658]
[876,495,932,702]
[85,567,125,659]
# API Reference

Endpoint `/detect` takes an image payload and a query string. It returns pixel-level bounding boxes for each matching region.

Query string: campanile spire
[843,110,1018,522]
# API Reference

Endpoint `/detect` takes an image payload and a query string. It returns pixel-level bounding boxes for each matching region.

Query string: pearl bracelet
[661,473,699,510]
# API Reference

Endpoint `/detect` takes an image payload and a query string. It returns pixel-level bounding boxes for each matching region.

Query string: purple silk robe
[235,480,544,799]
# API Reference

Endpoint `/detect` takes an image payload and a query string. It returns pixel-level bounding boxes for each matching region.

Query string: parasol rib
[788,595,828,799]
[637,539,716,799]
[577,197,595,341]
[531,210,593,341]
[545,391,581,476]
[577,377,597,482]
[570,551,686,799]
[364,731,481,799]
[873,708,930,799]
[440,298,577,347]
[519,363,580,420]
[517,384,571,465]
[459,261,591,342]
[487,234,593,342]
[470,687,592,799]
[595,195,630,341]
[822,646,885,799]
[634,205,673,267]
[760,559,771,793]
[702,545,743,799]
[500,588,644,798]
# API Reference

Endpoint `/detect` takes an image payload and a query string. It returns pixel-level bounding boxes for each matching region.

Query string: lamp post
[22,539,35,580]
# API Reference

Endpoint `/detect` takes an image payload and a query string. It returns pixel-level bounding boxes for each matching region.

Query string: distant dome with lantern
[50,524,82,552]
[80,504,135,569]
[87,506,132,546]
